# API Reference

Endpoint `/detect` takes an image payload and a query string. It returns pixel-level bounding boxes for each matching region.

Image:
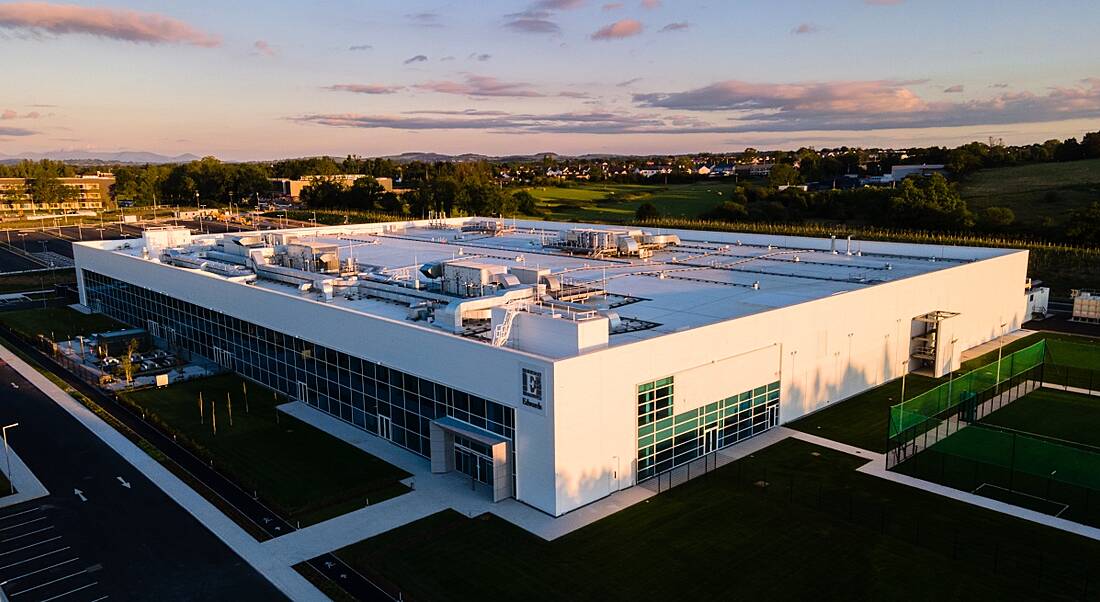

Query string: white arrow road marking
[73,489,87,502]
[116,477,130,489]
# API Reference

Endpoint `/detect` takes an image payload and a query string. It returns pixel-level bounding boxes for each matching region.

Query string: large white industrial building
[72,218,1030,516]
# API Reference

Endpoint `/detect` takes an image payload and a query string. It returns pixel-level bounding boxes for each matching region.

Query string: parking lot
[0,505,108,602]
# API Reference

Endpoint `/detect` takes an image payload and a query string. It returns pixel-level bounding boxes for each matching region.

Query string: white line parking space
[0,506,107,602]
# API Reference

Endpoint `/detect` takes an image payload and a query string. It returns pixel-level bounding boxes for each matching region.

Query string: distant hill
[0,150,200,164]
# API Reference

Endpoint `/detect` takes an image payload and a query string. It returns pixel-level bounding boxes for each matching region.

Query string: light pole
[2,423,18,495]
[995,321,1008,392]
[899,358,909,404]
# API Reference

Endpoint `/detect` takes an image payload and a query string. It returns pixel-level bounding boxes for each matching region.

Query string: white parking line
[0,517,48,532]
[9,569,86,596]
[0,536,63,557]
[2,526,53,543]
[5,557,80,583]
[85,596,108,602]
[33,581,98,602]
[0,547,71,570]
[0,508,41,522]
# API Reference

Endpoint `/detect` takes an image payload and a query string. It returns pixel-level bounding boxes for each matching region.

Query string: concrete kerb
[0,442,49,509]
[0,343,326,602]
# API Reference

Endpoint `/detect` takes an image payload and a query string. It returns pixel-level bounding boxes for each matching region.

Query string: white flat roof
[81,217,1019,348]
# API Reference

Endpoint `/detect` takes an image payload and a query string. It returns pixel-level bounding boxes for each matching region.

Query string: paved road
[0,359,286,601]
[0,330,393,601]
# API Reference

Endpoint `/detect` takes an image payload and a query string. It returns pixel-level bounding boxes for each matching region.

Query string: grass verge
[119,373,410,526]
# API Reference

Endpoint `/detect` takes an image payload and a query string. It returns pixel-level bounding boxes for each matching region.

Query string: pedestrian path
[0,344,326,602]
[776,427,1100,543]
[0,441,49,509]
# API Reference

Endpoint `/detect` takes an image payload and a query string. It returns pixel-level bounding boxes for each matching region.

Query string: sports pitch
[898,387,1100,526]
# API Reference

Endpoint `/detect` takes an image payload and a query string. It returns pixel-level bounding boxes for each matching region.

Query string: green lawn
[120,374,410,525]
[789,331,1100,452]
[0,269,76,294]
[960,159,1100,227]
[525,182,734,222]
[0,306,124,341]
[982,388,1100,448]
[337,438,1100,602]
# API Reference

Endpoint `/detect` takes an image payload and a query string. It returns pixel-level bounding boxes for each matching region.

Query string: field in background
[120,373,410,525]
[960,159,1100,226]
[526,182,730,222]
[337,438,1100,602]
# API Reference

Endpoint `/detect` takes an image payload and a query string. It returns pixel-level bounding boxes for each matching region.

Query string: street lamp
[2,423,18,495]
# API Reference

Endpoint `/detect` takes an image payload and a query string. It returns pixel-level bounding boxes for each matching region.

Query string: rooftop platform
[82,218,1019,351]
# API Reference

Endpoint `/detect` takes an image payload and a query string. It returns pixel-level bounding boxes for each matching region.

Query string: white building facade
[73,219,1029,516]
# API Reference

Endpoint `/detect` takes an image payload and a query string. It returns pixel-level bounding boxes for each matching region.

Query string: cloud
[403,54,429,64]
[617,77,643,87]
[325,84,404,95]
[633,77,1100,132]
[791,23,818,34]
[944,84,964,93]
[348,44,372,51]
[405,12,441,27]
[865,0,903,4]
[990,83,1010,89]
[292,109,676,135]
[252,39,275,57]
[591,18,643,40]
[440,55,455,61]
[659,22,689,32]
[0,126,35,137]
[468,53,492,61]
[602,2,624,9]
[415,74,544,98]
[0,2,219,46]
[640,0,661,8]
[533,0,585,9]
[504,17,560,34]
[0,109,42,119]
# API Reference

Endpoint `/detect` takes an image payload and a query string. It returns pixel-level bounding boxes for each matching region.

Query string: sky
[0,0,1098,160]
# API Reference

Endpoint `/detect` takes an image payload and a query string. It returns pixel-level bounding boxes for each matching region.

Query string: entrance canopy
[430,417,513,502]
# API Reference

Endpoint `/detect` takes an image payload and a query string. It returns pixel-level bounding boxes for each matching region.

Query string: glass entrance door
[453,435,492,485]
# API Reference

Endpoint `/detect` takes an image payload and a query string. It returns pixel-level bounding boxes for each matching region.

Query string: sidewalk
[0,440,49,509]
[0,344,327,602]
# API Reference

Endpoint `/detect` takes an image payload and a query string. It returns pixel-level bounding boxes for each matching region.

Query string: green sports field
[897,387,1100,526]
[524,182,731,222]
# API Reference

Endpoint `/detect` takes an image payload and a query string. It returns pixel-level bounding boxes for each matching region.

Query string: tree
[767,164,802,188]
[1082,131,1100,160]
[635,202,660,221]
[27,174,78,206]
[887,174,974,230]
[1066,202,1100,244]
[344,177,386,209]
[979,206,1015,229]
[119,338,141,387]
[511,190,542,216]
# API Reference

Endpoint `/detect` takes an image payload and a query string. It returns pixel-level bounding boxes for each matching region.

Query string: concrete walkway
[0,344,327,602]
[274,401,665,553]
[959,328,1036,364]
[778,427,1100,543]
[0,440,49,509]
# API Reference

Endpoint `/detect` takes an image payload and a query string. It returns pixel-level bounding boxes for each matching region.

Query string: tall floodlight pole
[995,321,1007,392]
[3,423,19,495]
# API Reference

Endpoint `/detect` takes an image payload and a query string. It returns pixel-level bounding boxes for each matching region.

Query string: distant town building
[269,175,400,201]
[0,172,115,215]
[890,164,947,181]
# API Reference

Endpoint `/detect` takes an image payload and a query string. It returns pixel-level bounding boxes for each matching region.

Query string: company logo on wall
[521,367,545,414]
